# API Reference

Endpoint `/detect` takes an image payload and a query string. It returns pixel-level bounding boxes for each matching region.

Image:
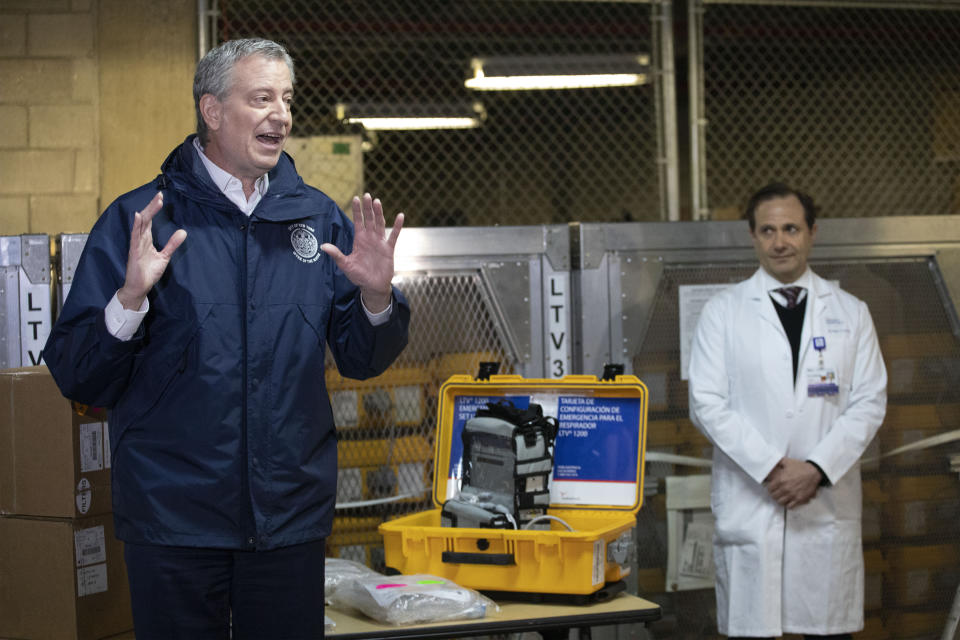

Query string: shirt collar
[760,266,812,305]
[192,138,269,214]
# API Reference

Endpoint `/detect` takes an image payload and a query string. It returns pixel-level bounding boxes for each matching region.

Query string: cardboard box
[0,513,132,640]
[0,366,112,518]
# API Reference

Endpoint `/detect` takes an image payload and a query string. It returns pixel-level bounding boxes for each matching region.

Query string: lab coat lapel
[795,273,832,400]
[747,270,794,401]
[748,269,786,338]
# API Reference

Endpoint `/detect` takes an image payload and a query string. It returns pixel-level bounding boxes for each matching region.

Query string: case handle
[441,551,515,565]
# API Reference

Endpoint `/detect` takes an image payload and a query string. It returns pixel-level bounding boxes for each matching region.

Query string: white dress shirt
[762,267,812,308]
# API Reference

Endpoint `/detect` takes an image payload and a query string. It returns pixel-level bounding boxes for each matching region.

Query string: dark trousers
[729,636,853,640]
[125,539,326,640]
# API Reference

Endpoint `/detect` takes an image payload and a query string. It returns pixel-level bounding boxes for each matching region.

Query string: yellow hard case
[379,373,648,597]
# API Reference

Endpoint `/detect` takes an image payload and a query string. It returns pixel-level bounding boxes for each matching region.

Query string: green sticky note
[332,142,350,155]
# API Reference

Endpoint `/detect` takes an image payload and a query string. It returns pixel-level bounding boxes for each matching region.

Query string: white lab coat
[688,268,887,637]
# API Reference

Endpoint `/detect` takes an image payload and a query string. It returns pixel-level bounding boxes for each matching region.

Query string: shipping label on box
[77,564,109,598]
[79,422,105,472]
[75,524,107,566]
[75,524,109,596]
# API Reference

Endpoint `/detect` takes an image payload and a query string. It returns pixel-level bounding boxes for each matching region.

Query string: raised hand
[320,193,404,313]
[117,192,187,310]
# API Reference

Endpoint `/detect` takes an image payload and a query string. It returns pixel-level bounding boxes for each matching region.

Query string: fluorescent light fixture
[336,102,486,131]
[465,54,650,91]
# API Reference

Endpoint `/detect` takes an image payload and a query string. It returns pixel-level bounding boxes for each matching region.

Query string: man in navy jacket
[42,38,409,639]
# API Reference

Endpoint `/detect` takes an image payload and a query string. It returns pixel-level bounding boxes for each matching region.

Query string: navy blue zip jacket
[42,136,410,550]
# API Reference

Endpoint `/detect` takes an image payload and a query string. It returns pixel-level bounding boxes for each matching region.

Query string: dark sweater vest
[772,295,807,384]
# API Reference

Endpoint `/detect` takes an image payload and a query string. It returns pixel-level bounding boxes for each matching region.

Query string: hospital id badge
[807,366,839,397]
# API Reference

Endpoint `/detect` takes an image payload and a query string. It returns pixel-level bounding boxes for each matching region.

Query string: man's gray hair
[193,38,295,146]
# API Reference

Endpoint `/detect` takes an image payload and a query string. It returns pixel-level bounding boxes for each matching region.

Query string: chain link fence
[213,0,663,227]
[212,1,960,223]
[695,0,960,220]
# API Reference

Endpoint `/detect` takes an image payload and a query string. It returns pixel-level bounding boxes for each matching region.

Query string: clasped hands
[764,457,822,509]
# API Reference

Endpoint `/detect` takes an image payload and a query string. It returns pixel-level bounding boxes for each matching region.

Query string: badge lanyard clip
[813,336,826,367]
[807,336,838,397]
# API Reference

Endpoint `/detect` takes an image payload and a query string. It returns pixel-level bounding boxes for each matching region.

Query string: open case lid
[433,373,648,514]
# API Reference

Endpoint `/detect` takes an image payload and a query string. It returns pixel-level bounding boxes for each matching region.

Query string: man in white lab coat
[688,182,887,639]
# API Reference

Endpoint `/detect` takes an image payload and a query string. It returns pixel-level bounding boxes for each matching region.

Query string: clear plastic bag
[329,573,500,625]
[324,557,383,602]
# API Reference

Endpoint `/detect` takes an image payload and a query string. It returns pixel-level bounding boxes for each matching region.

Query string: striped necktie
[775,286,803,309]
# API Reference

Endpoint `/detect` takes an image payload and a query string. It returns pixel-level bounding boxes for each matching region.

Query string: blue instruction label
[553,396,640,483]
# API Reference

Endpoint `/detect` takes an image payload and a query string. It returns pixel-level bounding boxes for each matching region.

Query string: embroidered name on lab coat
[824,317,850,334]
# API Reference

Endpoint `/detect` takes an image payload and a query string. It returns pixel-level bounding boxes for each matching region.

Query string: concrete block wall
[0,0,101,235]
[97,0,195,209]
[0,0,195,238]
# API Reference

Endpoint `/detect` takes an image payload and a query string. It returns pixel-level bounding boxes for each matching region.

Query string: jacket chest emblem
[289,223,320,263]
